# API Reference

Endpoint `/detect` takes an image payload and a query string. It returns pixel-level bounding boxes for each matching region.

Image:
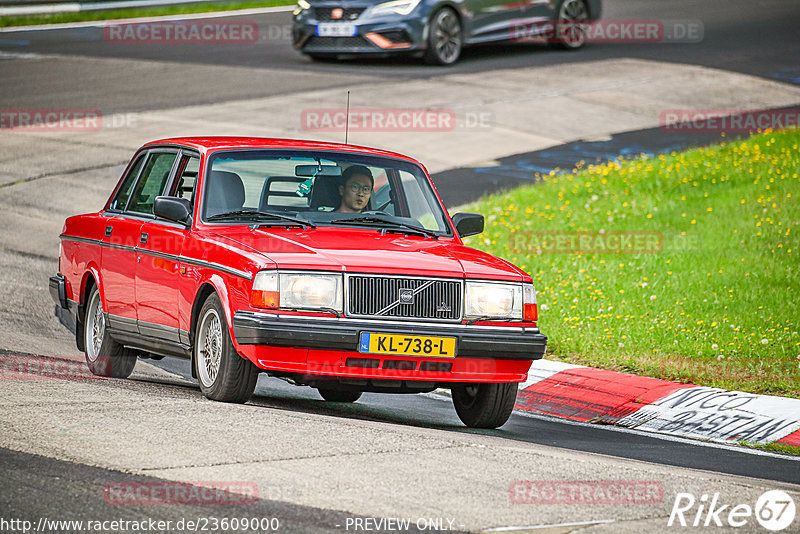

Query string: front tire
[84,286,137,378]
[195,293,259,403]
[318,388,362,403]
[552,0,589,49]
[452,382,517,428]
[424,7,463,65]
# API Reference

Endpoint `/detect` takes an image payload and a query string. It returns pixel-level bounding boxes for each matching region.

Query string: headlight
[251,271,343,313]
[369,0,421,17]
[293,0,311,16]
[464,281,522,320]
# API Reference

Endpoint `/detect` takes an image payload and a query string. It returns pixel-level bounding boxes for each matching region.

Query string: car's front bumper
[233,311,547,360]
[293,11,426,55]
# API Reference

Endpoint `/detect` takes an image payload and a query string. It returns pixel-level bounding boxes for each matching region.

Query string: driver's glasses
[349,184,372,194]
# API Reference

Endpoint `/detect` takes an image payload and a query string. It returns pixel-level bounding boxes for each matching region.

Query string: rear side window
[109,154,145,211]
[128,152,177,215]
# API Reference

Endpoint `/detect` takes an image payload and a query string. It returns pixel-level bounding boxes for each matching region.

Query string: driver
[336,165,373,213]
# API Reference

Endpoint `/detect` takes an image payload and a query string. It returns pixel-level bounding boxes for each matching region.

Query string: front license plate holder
[316,23,357,37]
[358,332,456,358]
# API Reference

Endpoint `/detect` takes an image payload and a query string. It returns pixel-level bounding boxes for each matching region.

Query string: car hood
[210,226,525,281]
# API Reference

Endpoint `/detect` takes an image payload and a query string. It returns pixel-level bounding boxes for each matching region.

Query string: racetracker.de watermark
[104,21,258,43]
[300,108,493,132]
[510,230,663,254]
[104,481,259,506]
[660,109,800,133]
[0,354,104,381]
[509,19,703,44]
[509,480,664,504]
[0,109,136,132]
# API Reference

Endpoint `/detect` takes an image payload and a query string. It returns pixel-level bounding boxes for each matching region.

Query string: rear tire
[318,388,362,403]
[194,293,259,403]
[452,382,517,428]
[83,285,137,378]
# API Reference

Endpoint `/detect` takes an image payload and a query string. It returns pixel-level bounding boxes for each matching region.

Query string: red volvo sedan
[49,137,546,428]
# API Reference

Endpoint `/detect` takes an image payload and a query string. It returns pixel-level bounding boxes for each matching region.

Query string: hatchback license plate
[316,23,356,37]
[359,333,456,358]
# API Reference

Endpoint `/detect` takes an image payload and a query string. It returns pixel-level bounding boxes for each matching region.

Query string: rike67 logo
[668,490,796,531]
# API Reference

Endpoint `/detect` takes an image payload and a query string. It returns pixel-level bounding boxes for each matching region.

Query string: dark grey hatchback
[292,0,602,64]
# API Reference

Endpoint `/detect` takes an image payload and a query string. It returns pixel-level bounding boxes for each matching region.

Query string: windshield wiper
[330,216,438,239]
[207,210,315,228]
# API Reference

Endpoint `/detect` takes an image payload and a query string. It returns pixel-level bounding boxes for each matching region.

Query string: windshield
[201,150,452,235]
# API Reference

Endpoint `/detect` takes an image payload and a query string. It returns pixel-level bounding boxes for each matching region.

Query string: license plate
[358,332,456,358]
[316,23,356,37]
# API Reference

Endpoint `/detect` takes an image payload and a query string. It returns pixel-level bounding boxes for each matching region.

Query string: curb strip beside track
[517,360,800,447]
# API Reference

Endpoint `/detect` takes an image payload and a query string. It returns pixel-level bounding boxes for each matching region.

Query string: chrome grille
[347,275,462,321]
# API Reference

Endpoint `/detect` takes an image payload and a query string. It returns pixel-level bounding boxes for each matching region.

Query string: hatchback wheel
[84,285,137,378]
[553,0,589,49]
[425,7,462,65]
[195,293,259,403]
[318,388,362,403]
[452,382,517,428]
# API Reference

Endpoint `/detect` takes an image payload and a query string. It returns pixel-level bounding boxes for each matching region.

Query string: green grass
[741,440,800,456]
[462,128,800,397]
[0,1,293,28]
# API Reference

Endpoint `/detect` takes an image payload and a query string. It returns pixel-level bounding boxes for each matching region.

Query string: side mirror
[154,196,192,225]
[452,212,484,238]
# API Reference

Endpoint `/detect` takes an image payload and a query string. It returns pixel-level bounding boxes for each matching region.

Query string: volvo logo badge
[399,288,414,304]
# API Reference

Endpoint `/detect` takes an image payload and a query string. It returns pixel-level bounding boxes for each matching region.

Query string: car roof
[143,137,421,164]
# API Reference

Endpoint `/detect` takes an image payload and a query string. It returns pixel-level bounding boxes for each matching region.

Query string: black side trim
[106,313,138,334]
[59,234,252,280]
[138,319,183,343]
[49,274,68,309]
[232,311,547,360]
[107,330,192,360]
[50,274,78,334]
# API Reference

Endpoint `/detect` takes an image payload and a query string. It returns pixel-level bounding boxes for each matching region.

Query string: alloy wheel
[556,0,589,48]
[197,308,223,388]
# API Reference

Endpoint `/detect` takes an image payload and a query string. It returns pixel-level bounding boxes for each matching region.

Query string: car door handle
[105,226,113,237]
[140,232,148,244]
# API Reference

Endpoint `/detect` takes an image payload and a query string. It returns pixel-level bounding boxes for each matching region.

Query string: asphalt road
[156,357,800,486]
[0,0,798,113]
[1,447,450,534]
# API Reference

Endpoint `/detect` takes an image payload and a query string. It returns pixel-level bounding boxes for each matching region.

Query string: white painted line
[0,0,219,16]
[422,391,800,461]
[518,358,585,390]
[513,408,800,461]
[0,5,295,33]
[484,519,615,532]
[617,386,800,444]
[0,2,80,16]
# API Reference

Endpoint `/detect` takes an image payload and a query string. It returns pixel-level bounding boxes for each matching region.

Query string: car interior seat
[309,176,342,211]
[205,170,245,217]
